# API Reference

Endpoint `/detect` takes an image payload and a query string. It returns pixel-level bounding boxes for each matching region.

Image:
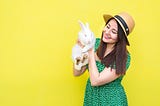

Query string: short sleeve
[126,53,131,70]
[94,38,101,52]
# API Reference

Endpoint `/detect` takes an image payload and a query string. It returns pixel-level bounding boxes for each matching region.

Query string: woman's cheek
[112,34,118,40]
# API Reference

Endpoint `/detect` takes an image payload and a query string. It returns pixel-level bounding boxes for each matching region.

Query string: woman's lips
[104,34,111,40]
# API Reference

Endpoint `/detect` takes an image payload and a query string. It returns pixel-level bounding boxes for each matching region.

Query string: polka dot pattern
[83,38,130,106]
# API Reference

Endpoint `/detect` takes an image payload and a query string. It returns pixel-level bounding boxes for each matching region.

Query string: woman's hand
[88,47,94,54]
[88,47,94,60]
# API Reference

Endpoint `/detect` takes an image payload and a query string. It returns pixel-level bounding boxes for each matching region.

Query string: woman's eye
[112,30,117,34]
[106,25,110,29]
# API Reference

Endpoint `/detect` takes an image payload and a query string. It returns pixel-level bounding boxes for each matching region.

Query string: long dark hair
[96,18,128,75]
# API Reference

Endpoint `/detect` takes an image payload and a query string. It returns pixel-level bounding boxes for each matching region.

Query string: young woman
[73,12,135,106]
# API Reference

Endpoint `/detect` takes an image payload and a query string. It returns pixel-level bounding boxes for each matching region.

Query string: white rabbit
[72,20,95,71]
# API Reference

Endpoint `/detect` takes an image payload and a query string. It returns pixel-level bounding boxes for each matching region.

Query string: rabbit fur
[72,20,95,71]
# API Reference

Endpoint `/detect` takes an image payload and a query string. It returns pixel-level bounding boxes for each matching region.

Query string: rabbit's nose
[88,41,91,44]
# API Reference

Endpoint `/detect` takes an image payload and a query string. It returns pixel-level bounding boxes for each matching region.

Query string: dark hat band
[114,15,129,35]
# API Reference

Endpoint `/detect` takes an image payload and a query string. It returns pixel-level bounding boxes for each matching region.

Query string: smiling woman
[102,19,118,44]
[1,0,160,106]
[73,12,135,106]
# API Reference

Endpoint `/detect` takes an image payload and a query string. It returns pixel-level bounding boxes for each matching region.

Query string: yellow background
[0,0,160,106]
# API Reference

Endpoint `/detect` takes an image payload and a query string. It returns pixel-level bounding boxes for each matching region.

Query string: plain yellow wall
[0,0,160,106]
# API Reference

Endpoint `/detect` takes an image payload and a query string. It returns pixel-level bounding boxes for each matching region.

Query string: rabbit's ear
[86,22,89,29]
[78,20,86,31]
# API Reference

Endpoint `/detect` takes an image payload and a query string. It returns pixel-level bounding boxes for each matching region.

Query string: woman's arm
[88,48,120,86]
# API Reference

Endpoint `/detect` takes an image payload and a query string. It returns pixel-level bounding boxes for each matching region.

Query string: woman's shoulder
[94,38,101,51]
[126,52,131,70]
[127,52,131,60]
[95,38,101,43]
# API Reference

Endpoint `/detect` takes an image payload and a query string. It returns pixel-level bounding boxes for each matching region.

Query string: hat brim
[103,14,130,46]
[103,14,113,23]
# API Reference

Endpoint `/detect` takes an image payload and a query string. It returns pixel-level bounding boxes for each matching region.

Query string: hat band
[114,15,129,35]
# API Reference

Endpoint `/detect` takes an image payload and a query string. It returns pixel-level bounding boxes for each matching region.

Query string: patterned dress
[83,38,130,106]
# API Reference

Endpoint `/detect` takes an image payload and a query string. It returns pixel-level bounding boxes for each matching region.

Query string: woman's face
[102,19,118,44]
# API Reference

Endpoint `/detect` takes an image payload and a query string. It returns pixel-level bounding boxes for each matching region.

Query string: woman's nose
[103,28,110,34]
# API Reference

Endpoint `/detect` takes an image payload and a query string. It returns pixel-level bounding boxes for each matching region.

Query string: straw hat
[103,12,135,46]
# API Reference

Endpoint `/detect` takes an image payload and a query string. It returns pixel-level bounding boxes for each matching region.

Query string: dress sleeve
[94,38,101,52]
[126,53,131,70]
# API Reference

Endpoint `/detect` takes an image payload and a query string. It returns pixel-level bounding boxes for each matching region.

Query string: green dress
[83,38,130,106]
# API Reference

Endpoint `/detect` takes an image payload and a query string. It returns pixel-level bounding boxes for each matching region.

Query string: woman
[73,12,135,106]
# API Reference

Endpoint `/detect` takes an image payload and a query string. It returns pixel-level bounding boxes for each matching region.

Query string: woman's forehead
[107,19,117,27]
